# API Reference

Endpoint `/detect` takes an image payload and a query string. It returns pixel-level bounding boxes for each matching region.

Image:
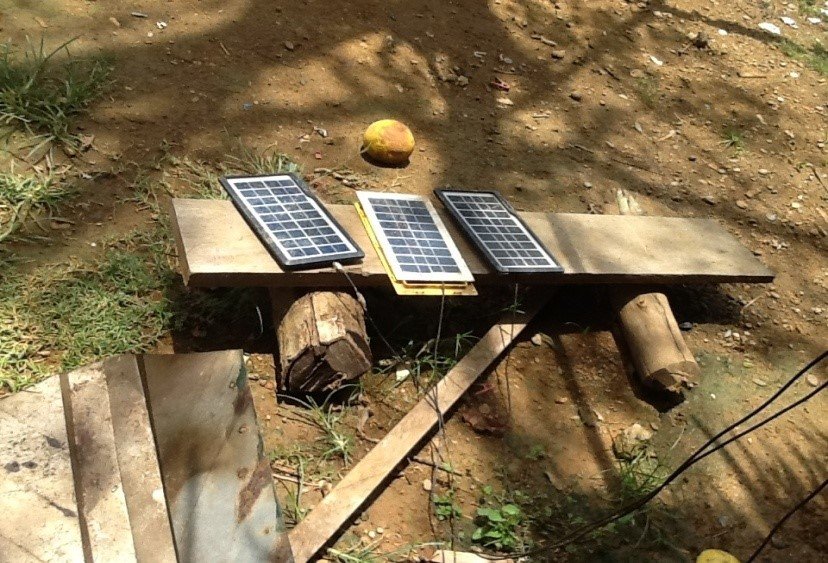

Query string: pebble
[422,479,432,491]
[679,321,693,331]
[806,374,820,387]
[736,200,749,210]
[758,168,770,175]
[702,195,716,205]
[555,397,569,404]
[569,91,583,101]
[551,49,566,59]
[531,333,543,346]
[284,41,295,51]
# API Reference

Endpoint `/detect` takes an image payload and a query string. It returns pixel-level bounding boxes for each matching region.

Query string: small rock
[583,181,593,188]
[735,199,749,210]
[4,461,20,473]
[531,333,543,346]
[806,374,820,387]
[679,321,693,331]
[780,16,797,28]
[284,41,295,51]
[131,11,148,18]
[718,29,728,36]
[753,379,767,387]
[629,68,644,78]
[702,195,716,205]
[758,168,770,175]
[555,397,569,404]
[649,55,664,66]
[551,49,566,59]
[569,91,583,101]
[109,16,121,27]
[422,479,433,492]
[456,75,469,87]
[771,535,791,549]
[496,97,514,106]
[367,530,377,539]
[758,22,782,35]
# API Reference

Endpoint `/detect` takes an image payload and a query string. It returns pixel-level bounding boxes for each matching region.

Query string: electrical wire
[475,348,828,560]
[746,478,828,562]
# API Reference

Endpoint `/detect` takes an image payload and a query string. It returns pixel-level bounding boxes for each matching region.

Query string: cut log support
[610,190,700,393]
[272,289,372,393]
[611,288,700,393]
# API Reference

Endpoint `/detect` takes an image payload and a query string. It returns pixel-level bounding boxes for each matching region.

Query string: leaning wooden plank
[0,376,84,562]
[104,355,177,562]
[60,363,137,562]
[141,351,294,563]
[288,291,552,562]
[169,198,773,288]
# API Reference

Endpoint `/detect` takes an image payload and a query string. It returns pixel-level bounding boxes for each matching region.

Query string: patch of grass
[0,169,72,241]
[0,38,112,149]
[286,390,356,464]
[633,75,660,108]
[798,0,822,16]
[327,538,430,563]
[227,142,301,175]
[781,40,828,76]
[390,332,475,387]
[720,128,746,152]
[615,450,665,505]
[526,444,546,461]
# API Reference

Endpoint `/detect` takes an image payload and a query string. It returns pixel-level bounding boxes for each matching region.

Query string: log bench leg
[269,288,372,394]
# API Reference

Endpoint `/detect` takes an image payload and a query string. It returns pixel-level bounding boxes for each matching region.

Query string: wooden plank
[141,351,293,563]
[104,355,177,562]
[0,376,84,562]
[170,198,774,288]
[60,363,137,562]
[287,291,552,562]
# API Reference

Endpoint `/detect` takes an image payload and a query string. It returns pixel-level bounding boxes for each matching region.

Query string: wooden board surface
[170,198,773,288]
[104,355,177,562]
[60,363,137,562]
[287,291,552,562]
[0,376,84,562]
[141,351,293,563]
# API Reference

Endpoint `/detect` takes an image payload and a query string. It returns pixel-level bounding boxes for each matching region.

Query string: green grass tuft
[798,0,822,16]
[0,38,112,149]
[720,128,746,153]
[781,40,828,76]
[0,169,73,241]
[633,75,660,108]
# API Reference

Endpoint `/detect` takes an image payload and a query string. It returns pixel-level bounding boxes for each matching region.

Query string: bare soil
[2,0,826,561]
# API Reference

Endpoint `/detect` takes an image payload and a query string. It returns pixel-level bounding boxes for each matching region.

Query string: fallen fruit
[696,549,739,563]
[361,119,415,165]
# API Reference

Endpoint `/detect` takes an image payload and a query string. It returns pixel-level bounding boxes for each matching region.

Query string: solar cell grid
[221,174,363,267]
[436,190,563,273]
[357,192,473,283]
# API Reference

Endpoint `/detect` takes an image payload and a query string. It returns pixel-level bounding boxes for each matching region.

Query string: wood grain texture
[104,355,177,562]
[287,291,552,562]
[60,363,137,562]
[170,198,773,288]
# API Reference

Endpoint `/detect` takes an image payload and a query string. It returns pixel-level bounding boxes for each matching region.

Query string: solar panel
[435,189,563,273]
[220,173,363,267]
[356,191,474,284]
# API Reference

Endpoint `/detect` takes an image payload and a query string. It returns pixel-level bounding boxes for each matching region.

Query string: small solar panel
[435,189,563,274]
[221,173,363,267]
[356,192,474,284]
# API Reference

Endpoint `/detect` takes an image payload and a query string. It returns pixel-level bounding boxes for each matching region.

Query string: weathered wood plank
[0,376,84,562]
[104,355,177,562]
[170,198,773,288]
[287,291,552,562]
[141,351,293,563]
[60,363,137,562]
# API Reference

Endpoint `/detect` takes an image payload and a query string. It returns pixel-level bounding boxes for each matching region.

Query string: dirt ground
[2,0,827,561]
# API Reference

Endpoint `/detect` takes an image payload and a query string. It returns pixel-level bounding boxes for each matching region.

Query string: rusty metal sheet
[141,351,293,562]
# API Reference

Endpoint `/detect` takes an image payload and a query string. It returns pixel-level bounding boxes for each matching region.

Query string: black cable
[475,348,827,560]
[746,478,827,562]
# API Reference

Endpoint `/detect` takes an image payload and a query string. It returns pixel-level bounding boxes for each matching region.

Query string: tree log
[610,190,700,393]
[272,290,372,393]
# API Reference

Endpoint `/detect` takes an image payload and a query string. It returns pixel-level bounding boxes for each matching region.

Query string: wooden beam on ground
[170,198,773,288]
[609,190,701,393]
[104,355,177,562]
[141,351,294,562]
[0,376,84,562]
[60,363,137,561]
[287,291,552,562]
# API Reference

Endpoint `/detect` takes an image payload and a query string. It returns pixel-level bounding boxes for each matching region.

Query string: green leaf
[472,527,484,541]
[477,507,503,522]
[501,504,521,517]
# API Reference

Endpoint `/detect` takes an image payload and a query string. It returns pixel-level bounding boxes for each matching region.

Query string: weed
[0,38,111,149]
[472,502,524,552]
[433,491,463,521]
[798,0,822,16]
[286,390,356,464]
[633,75,660,108]
[390,332,475,387]
[0,169,72,241]
[720,128,746,152]
[281,453,309,525]
[226,142,301,175]
[615,451,664,505]
[781,40,828,76]
[526,444,546,461]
